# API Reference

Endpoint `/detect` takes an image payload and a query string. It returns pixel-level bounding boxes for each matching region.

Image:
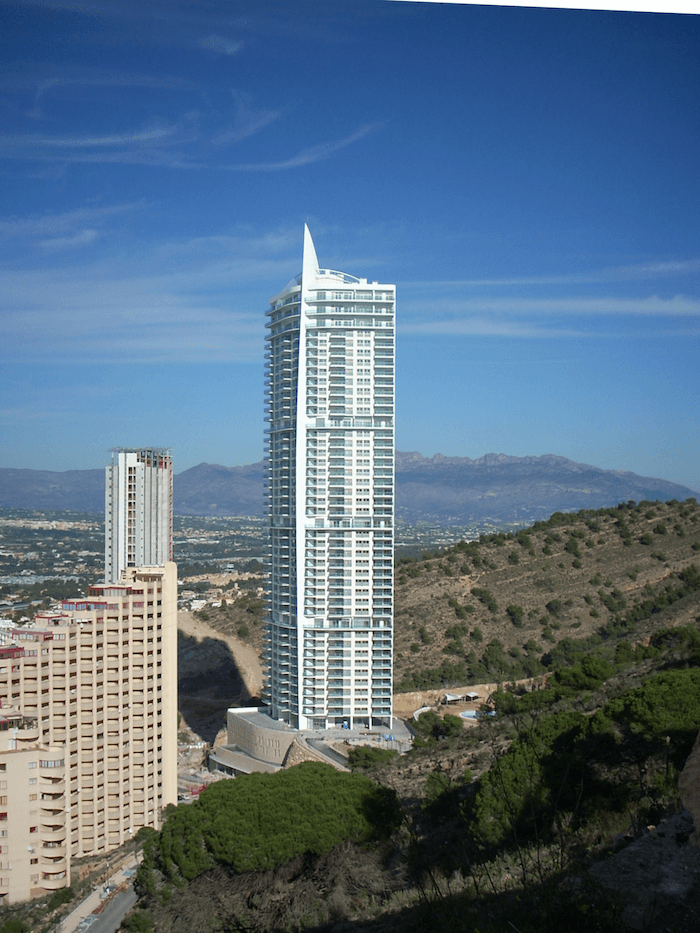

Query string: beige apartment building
[0,563,177,903]
[0,708,68,903]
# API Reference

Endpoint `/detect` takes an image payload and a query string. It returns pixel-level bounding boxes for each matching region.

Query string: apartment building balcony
[41,842,67,857]
[40,805,65,824]
[40,849,68,867]
[41,872,68,890]
[40,777,66,793]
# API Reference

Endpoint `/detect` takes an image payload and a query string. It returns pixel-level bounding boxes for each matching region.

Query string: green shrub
[121,910,155,932]
[506,604,524,627]
[471,587,498,613]
[545,599,563,618]
[347,746,398,771]
[47,886,74,910]
[0,919,29,933]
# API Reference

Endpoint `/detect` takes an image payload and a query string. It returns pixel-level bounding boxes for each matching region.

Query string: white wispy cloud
[0,203,138,240]
[36,123,180,148]
[402,319,598,339]
[0,119,188,154]
[1,71,379,170]
[23,72,203,119]
[223,122,381,171]
[0,227,301,364]
[197,35,243,56]
[212,90,281,145]
[398,293,700,338]
[400,295,700,321]
[37,228,99,251]
[406,258,700,289]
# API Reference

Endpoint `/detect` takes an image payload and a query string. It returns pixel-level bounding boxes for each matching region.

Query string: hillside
[121,496,700,933]
[0,454,695,523]
[392,495,700,690]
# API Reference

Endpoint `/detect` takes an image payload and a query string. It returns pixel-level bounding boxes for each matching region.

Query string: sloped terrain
[129,497,700,933]
[393,496,700,690]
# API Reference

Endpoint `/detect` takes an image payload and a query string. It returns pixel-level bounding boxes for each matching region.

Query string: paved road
[82,886,138,933]
[59,856,140,933]
[96,885,138,933]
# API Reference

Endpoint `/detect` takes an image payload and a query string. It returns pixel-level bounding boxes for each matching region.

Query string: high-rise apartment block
[0,564,178,902]
[105,448,173,584]
[263,227,394,730]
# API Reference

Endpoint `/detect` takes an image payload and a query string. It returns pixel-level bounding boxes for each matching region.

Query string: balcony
[41,872,69,890]
[41,843,67,857]
[40,852,68,868]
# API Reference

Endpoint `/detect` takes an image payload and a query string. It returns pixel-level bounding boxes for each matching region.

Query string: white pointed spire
[302,224,319,283]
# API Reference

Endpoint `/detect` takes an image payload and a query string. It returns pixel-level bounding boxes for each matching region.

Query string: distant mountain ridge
[0,455,695,525]
[393,452,697,523]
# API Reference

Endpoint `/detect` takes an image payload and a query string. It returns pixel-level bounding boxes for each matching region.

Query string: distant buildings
[263,226,395,730]
[0,563,178,903]
[105,448,173,584]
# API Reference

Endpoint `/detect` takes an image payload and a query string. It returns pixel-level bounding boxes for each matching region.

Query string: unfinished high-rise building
[105,448,173,584]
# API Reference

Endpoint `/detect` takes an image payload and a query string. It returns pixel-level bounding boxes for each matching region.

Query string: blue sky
[1,0,699,492]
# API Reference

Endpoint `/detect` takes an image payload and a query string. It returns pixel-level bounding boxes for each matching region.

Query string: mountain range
[0,453,695,525]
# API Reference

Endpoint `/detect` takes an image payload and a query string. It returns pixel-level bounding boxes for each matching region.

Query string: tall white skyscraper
[105,448,173,584]
[263,226,394,730]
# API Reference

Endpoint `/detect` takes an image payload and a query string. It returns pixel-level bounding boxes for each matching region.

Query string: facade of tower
[263,227,394,730]
[105,448,173,584]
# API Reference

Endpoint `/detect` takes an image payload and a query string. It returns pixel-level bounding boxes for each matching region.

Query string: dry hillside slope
[393,496,700,690]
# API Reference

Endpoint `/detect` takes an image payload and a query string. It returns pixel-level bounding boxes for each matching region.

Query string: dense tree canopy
[138,762,401,889]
